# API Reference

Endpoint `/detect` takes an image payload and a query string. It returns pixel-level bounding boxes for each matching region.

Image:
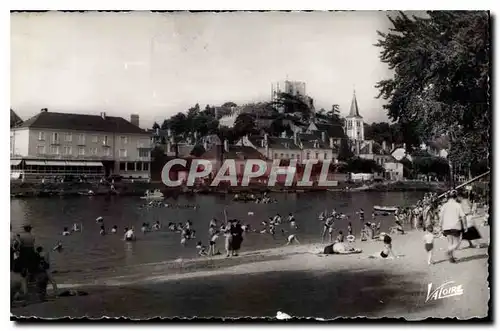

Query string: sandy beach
[12,219,490,320]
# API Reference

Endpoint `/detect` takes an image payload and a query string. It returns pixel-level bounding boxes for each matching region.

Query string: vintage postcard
[9,10,491,320]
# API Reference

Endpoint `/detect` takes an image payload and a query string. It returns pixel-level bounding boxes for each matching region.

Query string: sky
[11,11,397,128]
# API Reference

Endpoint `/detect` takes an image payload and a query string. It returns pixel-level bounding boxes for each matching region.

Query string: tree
[345,157,384,174]
[272,92,313,119]
[233,113,256,139]
[337,139,354,162]
[375,11,490,168]
[152,122,160,130]
[168,112,188,136]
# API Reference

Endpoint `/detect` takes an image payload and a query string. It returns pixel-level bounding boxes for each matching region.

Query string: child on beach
[423,226,435,265]
[286,234,300,245]
[196,241,208,256]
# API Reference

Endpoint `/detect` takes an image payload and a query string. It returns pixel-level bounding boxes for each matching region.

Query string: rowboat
[373,205,399,213]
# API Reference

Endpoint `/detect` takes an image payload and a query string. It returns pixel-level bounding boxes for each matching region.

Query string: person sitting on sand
[390,220,405,235]
[369,234,396,259]
[335,231,345,243]
[196,241,208,256]
[62,227,71,236]
[286,234,300,245]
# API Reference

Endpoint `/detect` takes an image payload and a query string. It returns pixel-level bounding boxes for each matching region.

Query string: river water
[10,192,423,278]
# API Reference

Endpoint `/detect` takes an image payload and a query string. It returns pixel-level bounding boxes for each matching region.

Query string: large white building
[10,109,152,180]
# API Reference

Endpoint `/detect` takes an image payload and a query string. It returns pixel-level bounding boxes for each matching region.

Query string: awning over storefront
[10,159,22,166]
[26,160,47,166]
[46,161,67,166]
[84,161,104,167]
[65,161,87,166]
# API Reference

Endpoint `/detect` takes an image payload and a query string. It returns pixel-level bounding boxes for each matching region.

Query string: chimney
[356,141,360,155]
[166,138,172,155]
[382,141,387,152]
[264,133,268,145]
[321,131,326,142]
[329,137,334,149]
[194,132,198,141]
[391,143,395,151]
[130,114,139,127]
[403,143,406,150]
[40,108,48,113]
[224,139,229,152]
[369,141,373,154]
[100,112,106,120]
[167,129,172,137]
[203,140,208,151]
[293,131,298,145]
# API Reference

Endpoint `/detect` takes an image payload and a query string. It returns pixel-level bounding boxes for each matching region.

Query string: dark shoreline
[10,180,449,199]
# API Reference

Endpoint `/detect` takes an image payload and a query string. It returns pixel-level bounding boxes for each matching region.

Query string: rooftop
[17,110,148,135]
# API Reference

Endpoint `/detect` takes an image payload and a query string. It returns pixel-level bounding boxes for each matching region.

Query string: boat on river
[373,205,399,213]
[140,189,164,200]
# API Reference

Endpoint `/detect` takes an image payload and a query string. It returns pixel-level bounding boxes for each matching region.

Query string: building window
[291,154,294,159]
[357,121,360,127]
[347,121,352,129]
[65,133,72,142]
[37,145,46,155]
[136,162,143,171]
[120,162,126,171]
[127,162,135,171]
[38,132,45,141]
[315,153,319,159]
[280,153,284,158]
[119,149,127,158]
[103,147,110,156]
[50,146,59,155]
[285,154,289,158]
[306,153,310,159]
[139,149,149,158]
[103,135,109,146]
[324,153,328,159]
[52,132,59,143]
[92,135,98,143]
[78,134,85,145]
[121,136,128,144]
[90,147,98,155]
[78,147,85,156]
[274,153,278,159]
[143,162,149,171]
[63,146,72,155]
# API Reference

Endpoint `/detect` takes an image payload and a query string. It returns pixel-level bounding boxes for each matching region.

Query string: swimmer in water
[62,227,71,236]
[124,227,135,241]
[141,223,148,234]
[72,223,80,232]
[96,216,103,223]
[152,221,161,230]
[100,225,106,236]
[111,225,118,233]
[53,241,63,252]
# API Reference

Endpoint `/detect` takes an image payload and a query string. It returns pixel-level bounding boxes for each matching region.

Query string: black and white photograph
[8,7,491,321]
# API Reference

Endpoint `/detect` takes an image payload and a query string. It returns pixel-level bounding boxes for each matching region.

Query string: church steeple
[347,90,362,118]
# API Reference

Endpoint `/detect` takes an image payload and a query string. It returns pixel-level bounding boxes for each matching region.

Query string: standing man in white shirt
[440,190,467,263]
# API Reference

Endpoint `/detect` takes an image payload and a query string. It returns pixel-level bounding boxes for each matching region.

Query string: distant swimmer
[96,216,103,223]
[62,227,71,236]
[152,221,161,231]
[123,227,135,241]
[111,225,118,234]
[287,234,300,245]
[53,241,63,252]
[72,223,80,232]
[287,213,295,223]
[290,220,298,230]
[141,223,148,234]
[100,225,106,236]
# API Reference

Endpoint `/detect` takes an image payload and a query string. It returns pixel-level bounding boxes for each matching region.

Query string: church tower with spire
[345,90,364,141]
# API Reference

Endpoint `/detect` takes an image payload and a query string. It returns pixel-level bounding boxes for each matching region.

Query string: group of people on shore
[11,224,58,303]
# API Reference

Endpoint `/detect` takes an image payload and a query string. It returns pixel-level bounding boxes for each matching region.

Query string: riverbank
[12,221,490,319]
[10,180,447,198]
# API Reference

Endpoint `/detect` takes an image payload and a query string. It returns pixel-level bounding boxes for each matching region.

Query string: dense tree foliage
[375,11,490,169]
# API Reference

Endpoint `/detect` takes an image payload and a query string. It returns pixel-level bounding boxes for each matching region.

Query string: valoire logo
[426,281,464,302]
